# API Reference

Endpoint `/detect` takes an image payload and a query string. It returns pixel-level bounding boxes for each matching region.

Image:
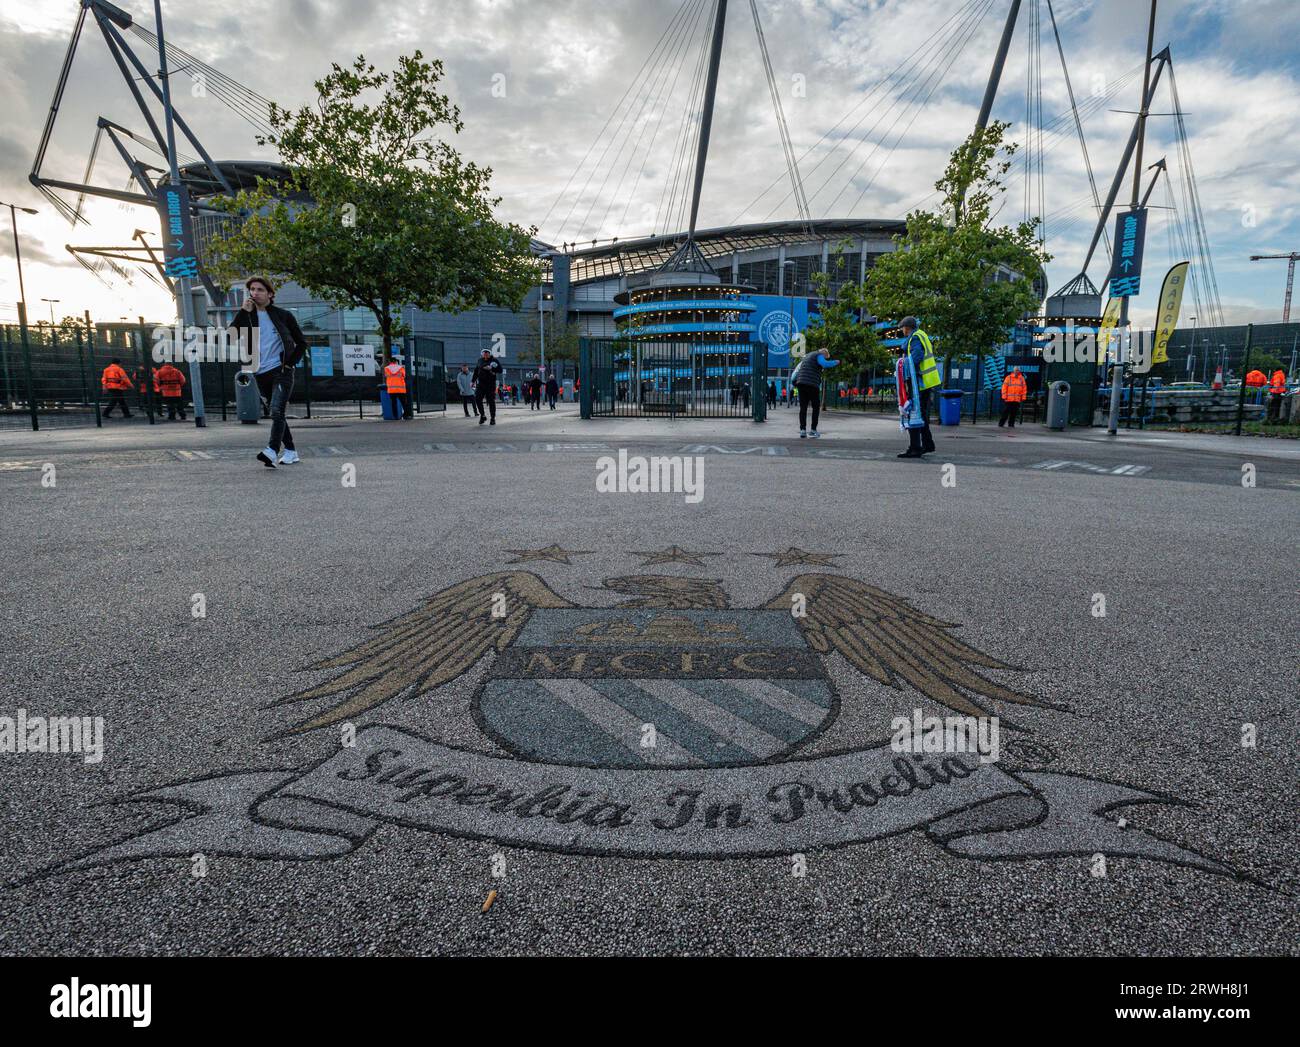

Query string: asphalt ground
[0,403,1296,956]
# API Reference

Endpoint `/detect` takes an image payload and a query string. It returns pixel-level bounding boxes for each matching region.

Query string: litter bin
[1046,380,1070,430]
[234,370,260,423]
[379,388,405,420]
[938,389,964,426]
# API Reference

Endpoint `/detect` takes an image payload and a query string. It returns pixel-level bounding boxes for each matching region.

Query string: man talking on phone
[229,276,309,468]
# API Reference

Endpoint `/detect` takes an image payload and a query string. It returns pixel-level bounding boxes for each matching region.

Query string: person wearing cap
[896,316,940,458]
[472,348,502,425]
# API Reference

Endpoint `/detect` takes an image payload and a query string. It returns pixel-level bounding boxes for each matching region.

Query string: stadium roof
[540,218,906,285]
[175,160,304,200]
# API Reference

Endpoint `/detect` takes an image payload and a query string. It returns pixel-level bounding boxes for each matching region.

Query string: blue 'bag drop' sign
[1107,207,1148,299]
[155,181,199,281]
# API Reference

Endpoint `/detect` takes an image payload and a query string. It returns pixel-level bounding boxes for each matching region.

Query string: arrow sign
[1107,207,1148,298]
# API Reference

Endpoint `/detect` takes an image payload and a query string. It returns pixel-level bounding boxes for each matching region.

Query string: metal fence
[0,314,445,430]
[580,338,767,420]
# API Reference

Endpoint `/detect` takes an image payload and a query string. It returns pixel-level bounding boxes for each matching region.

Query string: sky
[1,0,1298,330]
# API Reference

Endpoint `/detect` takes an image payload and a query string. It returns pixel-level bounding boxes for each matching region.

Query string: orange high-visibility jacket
[1245,370,1267,387]
[156,364,186,396]
[384,362,407,394]
[1269,370,1287,395]
[101,363,132,391]
[1001,370,1027,402]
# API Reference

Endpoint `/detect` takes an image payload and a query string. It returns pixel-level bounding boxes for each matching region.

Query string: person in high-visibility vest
[384,357,412,420]
[155,362,187,420]
[897,316,939,458]
[100,359,134,418]
[1267,368,1288,423]
[998,367,1028,429]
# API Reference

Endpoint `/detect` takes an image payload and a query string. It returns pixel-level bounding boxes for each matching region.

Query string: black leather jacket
[229,304,309,370]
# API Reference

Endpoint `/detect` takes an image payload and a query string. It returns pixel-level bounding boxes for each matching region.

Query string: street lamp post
[1,201,37,309]
[42,298,61,329]
[0,201,36,410]
[783,259,797,406]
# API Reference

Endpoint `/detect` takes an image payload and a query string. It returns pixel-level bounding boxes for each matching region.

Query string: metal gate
[581,338,766,420]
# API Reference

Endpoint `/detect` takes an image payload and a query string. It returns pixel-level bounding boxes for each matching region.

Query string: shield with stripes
[477,609,836,767]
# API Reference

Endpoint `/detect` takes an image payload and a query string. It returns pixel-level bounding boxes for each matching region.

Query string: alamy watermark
[1040,324,1154,372]
[595,449,704,504]
[151,324,253,365]
[890,708,1000,764]
[1,708,104,764]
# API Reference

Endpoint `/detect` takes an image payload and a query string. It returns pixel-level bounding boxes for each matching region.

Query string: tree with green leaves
[207,53,539,362]
[522,312,582,379]
[801,267,888,387]
[864,121,1050,372]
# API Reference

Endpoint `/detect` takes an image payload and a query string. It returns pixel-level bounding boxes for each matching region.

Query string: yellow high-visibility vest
[913,329,942,390]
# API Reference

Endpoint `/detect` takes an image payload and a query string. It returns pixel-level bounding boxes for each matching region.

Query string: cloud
[0,0,1295,328]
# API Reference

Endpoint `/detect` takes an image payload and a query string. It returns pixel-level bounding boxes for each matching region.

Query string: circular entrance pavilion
[612,269,757,415]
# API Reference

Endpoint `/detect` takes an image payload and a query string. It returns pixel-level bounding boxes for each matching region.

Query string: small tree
[801,269,888,388]
[864,121,1050,373]
[208,53,539,362]
[522,312,582,379]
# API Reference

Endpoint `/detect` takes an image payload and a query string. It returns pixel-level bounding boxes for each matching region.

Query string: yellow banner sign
[1096,296,1122,367]
[1152,262,1190,367]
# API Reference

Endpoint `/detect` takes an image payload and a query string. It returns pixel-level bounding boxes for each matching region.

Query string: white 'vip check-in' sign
[342,345,376,377]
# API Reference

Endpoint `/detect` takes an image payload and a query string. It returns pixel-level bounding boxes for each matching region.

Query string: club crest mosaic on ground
[0,410,1296,955]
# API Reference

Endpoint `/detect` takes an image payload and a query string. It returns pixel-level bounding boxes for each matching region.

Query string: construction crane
[1249,252,1300,322]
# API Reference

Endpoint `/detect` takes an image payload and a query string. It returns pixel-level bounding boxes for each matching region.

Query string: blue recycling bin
[379,389,404,420]
[939,389,963,425]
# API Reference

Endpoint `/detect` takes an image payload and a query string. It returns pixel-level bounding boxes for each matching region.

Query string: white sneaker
[799,429,807,438]
[809,430,821,438]
[256,447,277,469]
[278,449,301,464]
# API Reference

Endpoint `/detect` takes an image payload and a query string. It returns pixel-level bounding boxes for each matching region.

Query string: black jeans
[461,393,479,417]
[476,386,496,421]
[908,389,936,453]
[998,402,1021,427]
[255,369,295,453]
[103,392,131,417]
[547,392,557,409]
[797,384,821,430]
[391,391,412,420]
[164,395,186,420]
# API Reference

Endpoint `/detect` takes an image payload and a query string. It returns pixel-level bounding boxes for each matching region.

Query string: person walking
[998,366,1027,429]
[100,358,134,418]
[529,372,543,410]
[896,316,940,458]
[456,364,479,418]
[384,356,412,420]
[791,347,839,438]
[228,276,308,468]
[155,361,187,420]
[545,373,559,410]
[473,348,502,425]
